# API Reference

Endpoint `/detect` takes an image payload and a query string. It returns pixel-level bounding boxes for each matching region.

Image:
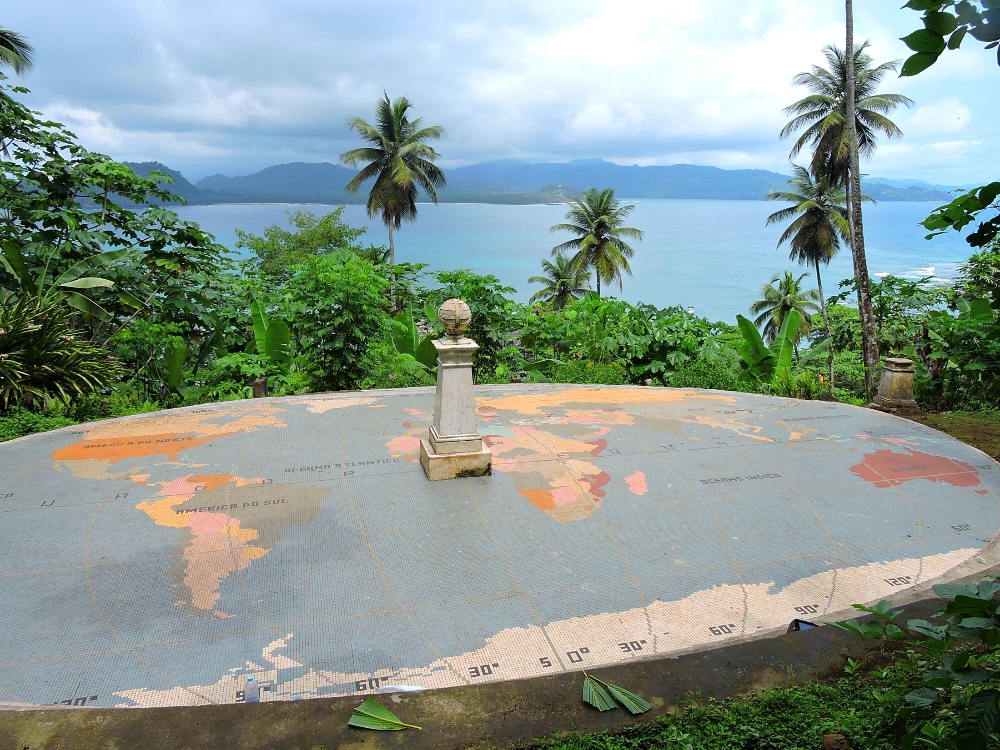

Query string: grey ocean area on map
[1,385,998,708]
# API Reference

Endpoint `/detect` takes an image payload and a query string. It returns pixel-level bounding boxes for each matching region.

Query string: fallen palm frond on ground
[347,697,421,731]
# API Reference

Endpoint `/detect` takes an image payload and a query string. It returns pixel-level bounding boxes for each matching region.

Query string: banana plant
[162,337,189,395]
[250,298,292,373]
[1,241,135,321]
[389,305,438,371]
[736,309,799,384]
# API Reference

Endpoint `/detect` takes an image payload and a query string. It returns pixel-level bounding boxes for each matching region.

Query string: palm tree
[550,188,643,298]
[528,253,591,310]
[340,95,445,272]
[765,165,854,338]
[750,272,821,347]
[780,43,910,186]
[781,40,910,394]
[0,29,33,74]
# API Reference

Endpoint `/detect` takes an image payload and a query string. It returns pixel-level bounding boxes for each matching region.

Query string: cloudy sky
[7,0,997,184]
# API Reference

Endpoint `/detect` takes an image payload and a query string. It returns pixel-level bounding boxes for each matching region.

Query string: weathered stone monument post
[420,299,493,481]
[872,357,918,413]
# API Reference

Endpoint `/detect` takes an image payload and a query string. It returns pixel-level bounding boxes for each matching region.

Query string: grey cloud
[6,0,998,183]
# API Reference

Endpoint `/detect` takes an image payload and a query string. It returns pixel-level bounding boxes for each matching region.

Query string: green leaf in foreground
[582,672,651,715]
[582,672,616,711]
[603,681,652,715]
[956,689,1000,750]
[347,697,421,731]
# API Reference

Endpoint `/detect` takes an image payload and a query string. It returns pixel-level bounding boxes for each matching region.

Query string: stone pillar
[872,357,918,413]
[420,299,492,481]
[252,376,268,398]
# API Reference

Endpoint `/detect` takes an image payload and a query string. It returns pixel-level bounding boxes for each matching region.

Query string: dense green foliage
[901,1,1000,252]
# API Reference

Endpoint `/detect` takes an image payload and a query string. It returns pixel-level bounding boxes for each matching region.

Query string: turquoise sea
[174,200,973,323]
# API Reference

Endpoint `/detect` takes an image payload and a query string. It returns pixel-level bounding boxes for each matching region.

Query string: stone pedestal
[872,357,918,413]
[420,300,492,481]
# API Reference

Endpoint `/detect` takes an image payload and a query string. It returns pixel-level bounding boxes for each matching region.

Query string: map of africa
[0,384,997,708]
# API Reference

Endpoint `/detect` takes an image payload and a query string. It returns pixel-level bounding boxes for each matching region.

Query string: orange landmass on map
[851,448,981,489]
[478,387,732,416]
[52,433,228,464]
[135,473,270,611]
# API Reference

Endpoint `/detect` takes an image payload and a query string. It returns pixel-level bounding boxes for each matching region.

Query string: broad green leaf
[959,617,998,630]
[59,277,114,289]
[924,10,960,34]
[601,681,651,715]
[582,673,616,711]
[902,28,947,51]
[1,240,33,289]
[901,50,942,75]
[163,338,187,392]
[415,334,439,370]
[956,690,1000,750]
[797,337,831,367]
[424,300,438,323]
[827,619,865,636]
[265,320,291,369]
[953,668,994,686]
[885,623,906,640]
[118,290,146,310]
[908,619,949,641]
[905,687,941,707]
[250,299,269,357]
[904,0,941,9]
[736,315,769,360]
[855,599,897,620]
[948,651,972,671]
[934,583,979,600]
[923,669,954,687]
[949,25,969,48]
[970,298,995,319]
[347,697,420,731]
[770,309,798,372]
[63,291,113,322]
[390,306,419,356]
[944,595,997,617]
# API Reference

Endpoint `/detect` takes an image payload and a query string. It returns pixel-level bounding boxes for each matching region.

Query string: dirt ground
[906,411,1000,463]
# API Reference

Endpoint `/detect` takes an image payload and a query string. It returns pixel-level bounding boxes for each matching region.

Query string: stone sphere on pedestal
[438,298,472,340]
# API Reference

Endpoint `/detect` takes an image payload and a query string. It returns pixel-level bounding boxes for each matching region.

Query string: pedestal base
[420,439,492,481]
[870,396,919,414]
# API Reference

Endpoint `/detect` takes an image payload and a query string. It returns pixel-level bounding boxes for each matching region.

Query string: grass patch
[530,676,899,750]
[907,410,1000,462]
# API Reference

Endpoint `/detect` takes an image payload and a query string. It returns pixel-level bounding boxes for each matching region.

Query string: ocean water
[174,199,973,323]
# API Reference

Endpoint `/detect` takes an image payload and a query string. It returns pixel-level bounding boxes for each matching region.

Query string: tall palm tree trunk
[815,258,835,388]
[595,274,600,298]
[845,0,880,398]
[387,224,396,309]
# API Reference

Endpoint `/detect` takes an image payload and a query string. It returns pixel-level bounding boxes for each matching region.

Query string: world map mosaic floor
[1,384,998,708]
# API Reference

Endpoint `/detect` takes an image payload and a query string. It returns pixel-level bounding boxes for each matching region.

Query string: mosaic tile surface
[1,385,998,707]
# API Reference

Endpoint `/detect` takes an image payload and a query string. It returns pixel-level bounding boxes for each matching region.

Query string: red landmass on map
[850,448,980,489]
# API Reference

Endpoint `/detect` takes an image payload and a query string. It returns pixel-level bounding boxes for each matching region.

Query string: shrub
[554,360,628,385]
[283,255,389,392]
[0,406,75,442]
[668,359,741,391]
[358,341,435,390]
[770,369,828,400]
[424,270,515,374]
[0,295,123,413]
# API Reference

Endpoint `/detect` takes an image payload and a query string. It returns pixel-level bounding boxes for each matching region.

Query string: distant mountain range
[125,159,957,205]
